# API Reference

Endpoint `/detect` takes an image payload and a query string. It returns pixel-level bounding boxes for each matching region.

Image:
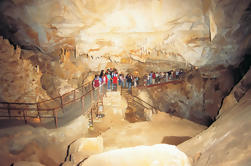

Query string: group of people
[92,68,184,91]
[92,68,140,91]
[143,69,184,86]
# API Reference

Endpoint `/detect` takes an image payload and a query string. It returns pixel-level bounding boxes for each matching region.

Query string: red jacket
[113,76,118,84]
[105,75,108,84]
[94,79,100,87]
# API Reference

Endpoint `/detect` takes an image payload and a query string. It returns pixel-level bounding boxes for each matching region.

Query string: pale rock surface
[13,161,45,166]
[0,0,249,70]
[81,144,191,166]
[0,115,89,166]
[67,136,103,164]
[218,68,251,116]
[178,89,251,166]
[100,112,206,151]
[135,69,235,125]
[144,108,153,121]
[0,37,49,102]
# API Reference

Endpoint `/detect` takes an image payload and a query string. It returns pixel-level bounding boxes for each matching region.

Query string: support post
[60,96,63,109]
[23,110,27,124]
[73,90,76,101]
[91,88,93,104]
[7,103,11,120]
[53,109,58,128]
[90,107,93,127]
[81,85,84,95]
[37,103,41,122]
[81,96,85,114]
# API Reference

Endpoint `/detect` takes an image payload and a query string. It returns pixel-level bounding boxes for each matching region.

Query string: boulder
[67,137,103,164]
[81,144,191,166]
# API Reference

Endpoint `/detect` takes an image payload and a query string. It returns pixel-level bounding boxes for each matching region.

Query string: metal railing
[130,95,158,114]
[0,82,107,128]
[0,73,185,128]
[122,78,185,115]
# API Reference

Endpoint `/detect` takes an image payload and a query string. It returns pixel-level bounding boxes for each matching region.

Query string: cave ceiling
[0,0,250,69]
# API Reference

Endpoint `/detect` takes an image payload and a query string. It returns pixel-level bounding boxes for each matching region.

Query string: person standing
[152,72,156,84]
[120,74,124,88]
[134,76,137,87]
[126,74,129,88]
[128,75,132,90]
[107,72,111,89]
[112,73,118,91]
[93,75,100,89]
[147,74,150,85]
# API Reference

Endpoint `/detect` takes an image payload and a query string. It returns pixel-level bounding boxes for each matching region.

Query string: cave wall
[0,37,49,102]
[135,68,235,126]
[178,68,251,166]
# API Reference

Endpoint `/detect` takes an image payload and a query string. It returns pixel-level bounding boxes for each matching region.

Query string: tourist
[176,70,179,79]
[120,74,124,88]
[133,76,137,87]
[143,74,147,86]
[127,75,132,90]
[107,72,111,89]
[152,72,156,84]
[165,72,169,82]
[149,72,153,85]
[112,73,118,91]
[147,74,150,85]
[93,75,100,89]
[126,74,129,88]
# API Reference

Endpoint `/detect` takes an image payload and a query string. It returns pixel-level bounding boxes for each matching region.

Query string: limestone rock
[0,37,50,103]
[81,144,191,166]
[0,0,249,69]
[178,89,251,166]
[61,161,74,166]
[218,68,251,116]
[135,69,235,126]
[13,161,45,166]
[67,137,103,164]
[144,108,153,121]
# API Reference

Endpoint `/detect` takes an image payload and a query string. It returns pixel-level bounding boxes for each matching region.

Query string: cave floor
[86,91,207,151]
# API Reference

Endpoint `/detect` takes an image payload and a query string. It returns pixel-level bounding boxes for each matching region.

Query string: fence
[0,82,107,128]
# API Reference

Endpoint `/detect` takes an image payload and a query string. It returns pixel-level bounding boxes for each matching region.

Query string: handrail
[132,95,158,111]
[136,79,183,89]
[0,81,92,105]
[0,81,107,128]
[124,79,185,114]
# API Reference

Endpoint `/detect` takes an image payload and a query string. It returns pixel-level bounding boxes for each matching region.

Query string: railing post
[37,103,41,122]
[98,87,100,101]
[81,85,84,95]
[23,110,27,124]
[60,96,63,109]
[91,88,94,104]
[73,90,76,101]
[81,96,85,114]
[53,109,58,128]
[90,107,93,126]
[7,103,11,120]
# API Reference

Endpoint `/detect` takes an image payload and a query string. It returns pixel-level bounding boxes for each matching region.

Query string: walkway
[0,78,182,129]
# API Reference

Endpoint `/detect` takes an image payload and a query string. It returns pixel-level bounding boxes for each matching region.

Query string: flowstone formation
[0,37,49,103]
[0,0,250,72]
